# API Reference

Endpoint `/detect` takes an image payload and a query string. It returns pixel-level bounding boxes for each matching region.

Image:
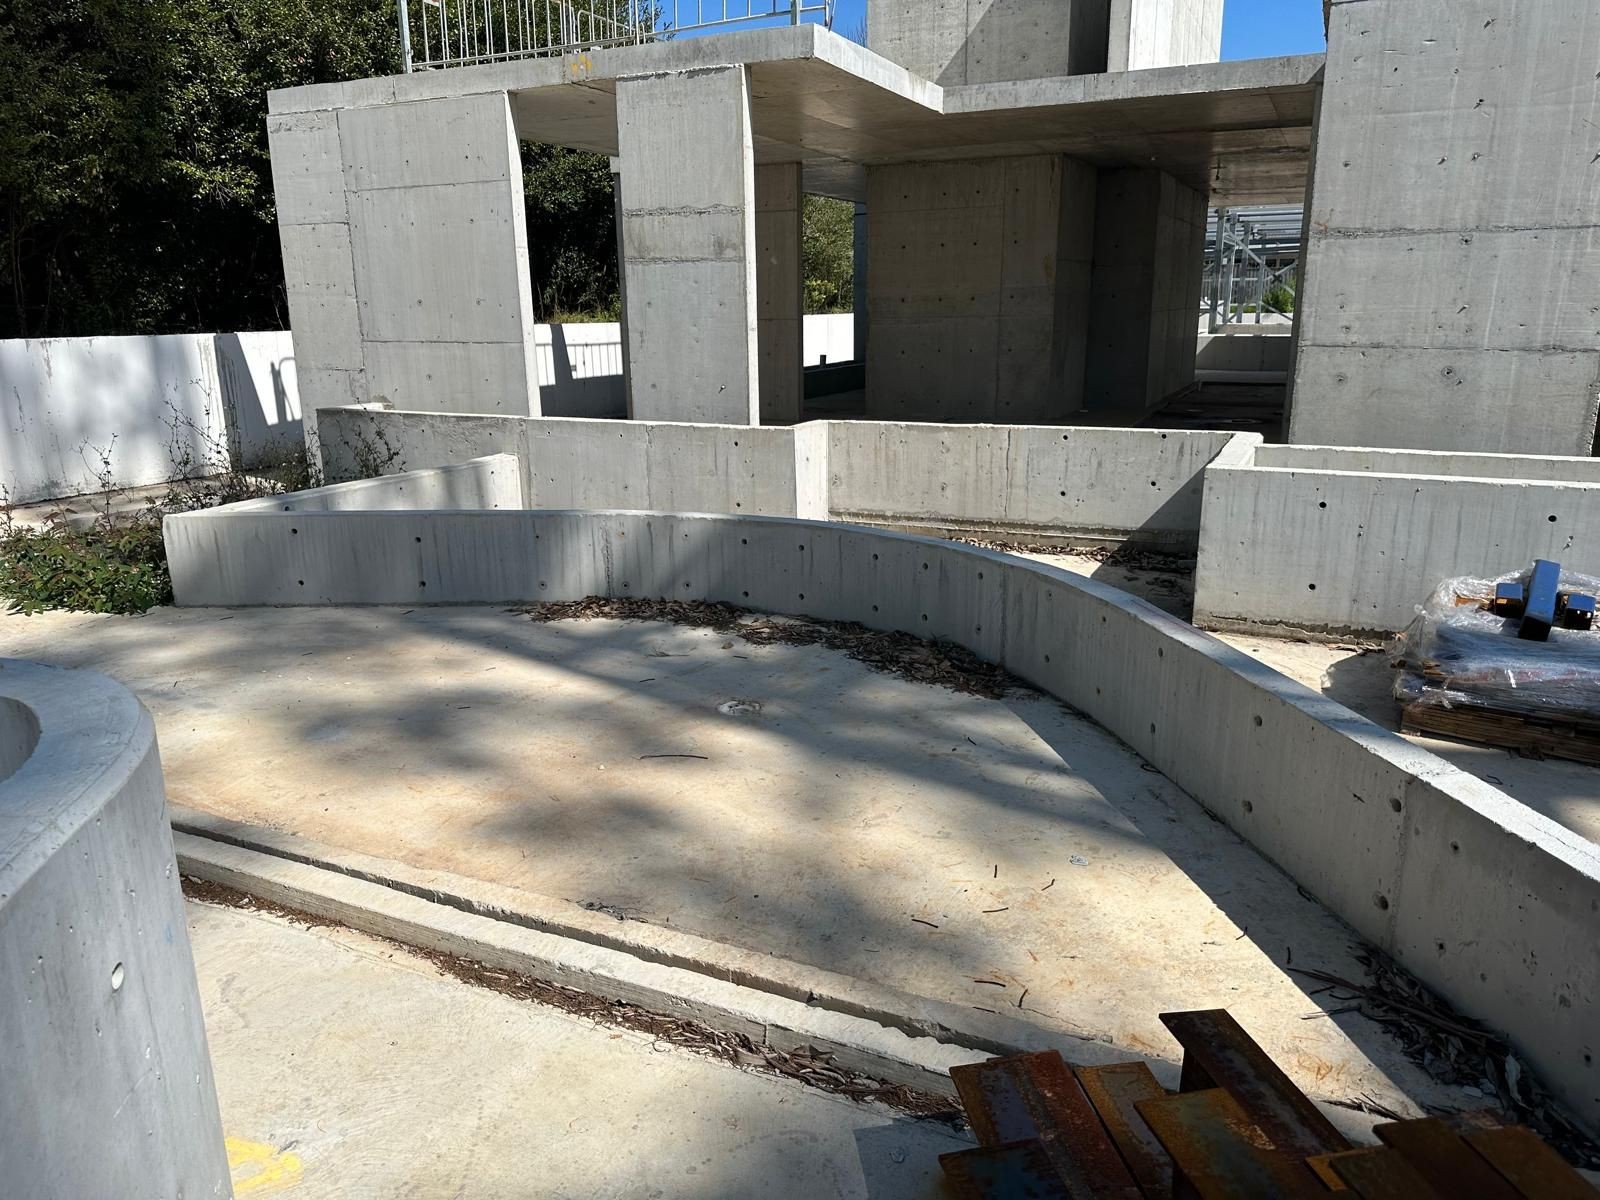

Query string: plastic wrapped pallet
[1390,567,1600,764]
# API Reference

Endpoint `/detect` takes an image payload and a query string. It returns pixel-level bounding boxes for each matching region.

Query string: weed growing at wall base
[0,513,172,614]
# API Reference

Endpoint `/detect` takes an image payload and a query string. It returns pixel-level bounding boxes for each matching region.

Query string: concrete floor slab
[191,897,968,1198]
[1,604,1501,1120]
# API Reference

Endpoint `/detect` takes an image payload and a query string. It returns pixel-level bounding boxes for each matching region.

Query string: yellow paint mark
[567,51,593,78]
[226,1136,304,1195]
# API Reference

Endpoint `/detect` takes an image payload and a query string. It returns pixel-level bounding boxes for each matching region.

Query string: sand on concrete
[1,603,1506,1120]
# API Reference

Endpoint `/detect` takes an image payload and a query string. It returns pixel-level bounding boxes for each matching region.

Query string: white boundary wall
[161,493,1600,1131]
[318,407,1247,550]
[0,660,229,1196]
[1196,443,1600,636]
[0,318,862,504]
[0,331,301,504]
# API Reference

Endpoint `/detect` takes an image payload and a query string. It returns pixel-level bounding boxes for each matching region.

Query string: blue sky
[821,0,1327,60]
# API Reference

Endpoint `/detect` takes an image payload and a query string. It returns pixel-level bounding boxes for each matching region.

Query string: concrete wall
[0,660,228,1197]
[1107,0,1226,71]
[315,409,814,520]
[617,65,759,425]
[827,422,1238,550]
[1085,169,1207,419]
[315,407,1247,549]
[158,506,1600,1133]
[270,91,539,457]
[868,0,1111,85]
[1195,330,1293,378]
[1194,442,1600,635]
[0,331,300,504]
[866,155,1097,423]
[1289,0,1600,456]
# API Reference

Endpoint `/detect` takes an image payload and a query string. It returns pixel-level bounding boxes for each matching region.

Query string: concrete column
[268,109,368,461]
[616,65,759,425]
[1085,168,1208,420]
[865,154,1096,423]
[612,162,633,416]
[852,202,869,366]
[337,92,539,417]
[1107,0,1224,72]
[868,0,1110,85]
[756,163,803,425]
[1290,0,1600,455]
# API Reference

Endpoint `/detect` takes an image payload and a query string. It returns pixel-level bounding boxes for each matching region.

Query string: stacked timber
[1391,569,1600,766]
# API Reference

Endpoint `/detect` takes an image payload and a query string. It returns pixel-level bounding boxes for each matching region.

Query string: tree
[522,144,618,321]
[802,195,854,314]
[0,0,400,338]
[0,0,624,337]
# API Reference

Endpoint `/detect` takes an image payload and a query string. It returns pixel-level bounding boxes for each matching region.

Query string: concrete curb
[171,805,1129,1065]
[172,826,1145,1098]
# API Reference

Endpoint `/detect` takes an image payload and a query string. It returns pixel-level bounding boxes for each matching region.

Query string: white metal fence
[401,0,834,71]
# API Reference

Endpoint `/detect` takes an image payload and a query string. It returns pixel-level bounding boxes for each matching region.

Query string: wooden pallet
[1401,700,1600,767]
[938,1008,1597,1199]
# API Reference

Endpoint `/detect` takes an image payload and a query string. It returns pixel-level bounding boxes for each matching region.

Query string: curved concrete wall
[0,660,229,1198]
[164,502,1600,1129]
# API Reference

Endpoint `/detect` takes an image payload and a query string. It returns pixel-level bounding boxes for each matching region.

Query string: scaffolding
[400,0,834,72]
[1203,206,1302,333]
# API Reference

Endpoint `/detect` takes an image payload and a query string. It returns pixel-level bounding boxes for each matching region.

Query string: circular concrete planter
[0,659,229,1199]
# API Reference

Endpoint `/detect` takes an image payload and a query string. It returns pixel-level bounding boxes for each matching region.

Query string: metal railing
[399,0,834,72]
[1203,207,1300,331]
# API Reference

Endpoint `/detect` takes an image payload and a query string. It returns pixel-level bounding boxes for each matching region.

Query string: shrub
[0,513,172,615]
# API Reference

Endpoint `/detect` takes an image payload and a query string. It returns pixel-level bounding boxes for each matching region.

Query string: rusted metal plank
[1305,1148,1372,1191]
[940,1140,1074,1200]
[1159,1009,1347,1157]
[1328,1146,1446,1199]
[1075,1062,1175,1199]
[1374,1118,1522,1200]
[953,1054,1044,1147]
[1136,1087,1328,1199]
[952,1052,1141,1199]
[1464,1125,1600,1199]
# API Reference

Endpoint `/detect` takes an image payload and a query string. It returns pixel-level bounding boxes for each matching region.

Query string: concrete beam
[617,65,760,425]
[868,0,1110,86]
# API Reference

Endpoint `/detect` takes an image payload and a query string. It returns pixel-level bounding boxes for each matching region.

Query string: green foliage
[803,195,854,315]
[522,143,619,322]
[1263,282,1296,313]
[0,0,400,337]
[0,514,172,614]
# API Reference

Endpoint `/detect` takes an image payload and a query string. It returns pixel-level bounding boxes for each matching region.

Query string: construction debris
[1293,947,1599,1168]
[518,596,1022,699]
[1393,567,1600,765]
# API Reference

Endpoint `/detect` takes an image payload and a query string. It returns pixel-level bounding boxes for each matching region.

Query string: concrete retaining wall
[159,504,1600,1131]
[316,408,1248,550]
[826,423,1239,550]
[1195,443,1600,636]
[0,660,228,1196]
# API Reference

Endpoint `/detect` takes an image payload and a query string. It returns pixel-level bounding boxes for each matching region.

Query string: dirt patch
[517,596,1021,700]
[183,875,964,1126]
